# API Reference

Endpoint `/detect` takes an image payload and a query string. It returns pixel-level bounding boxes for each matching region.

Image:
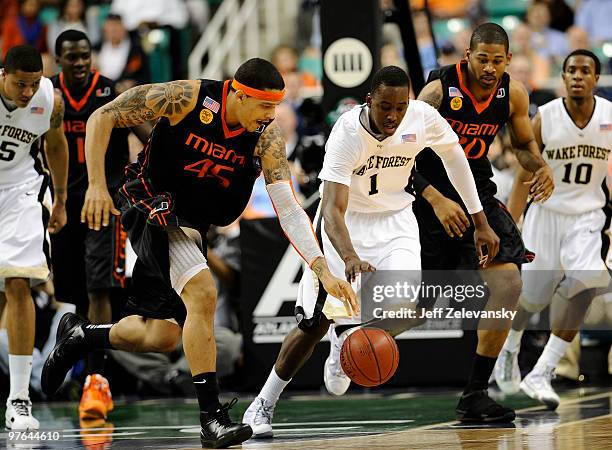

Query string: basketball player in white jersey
[244,66,500,437]
[494,50,611,409]
[0,45,68,429]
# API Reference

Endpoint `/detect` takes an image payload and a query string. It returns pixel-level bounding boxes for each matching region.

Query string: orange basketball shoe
[78,374,114,420]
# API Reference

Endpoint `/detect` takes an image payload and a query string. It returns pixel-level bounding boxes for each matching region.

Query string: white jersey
[539,96,612,214]
[0,77,54,189]
[318,101,459,213]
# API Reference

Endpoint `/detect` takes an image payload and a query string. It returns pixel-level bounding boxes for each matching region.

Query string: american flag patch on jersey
[202,96,220,113]
[401,133,416,143]
[600,123,612,131]
[30,106,44,114]
[448,87,463,97]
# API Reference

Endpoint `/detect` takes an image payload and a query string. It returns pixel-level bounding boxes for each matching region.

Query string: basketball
[340,328,399,387]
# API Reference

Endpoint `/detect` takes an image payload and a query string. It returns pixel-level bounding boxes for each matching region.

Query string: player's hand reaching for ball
[312,257,360,317]
[525,165,554,203]
[81,183,120,230]
[343,256,376,283]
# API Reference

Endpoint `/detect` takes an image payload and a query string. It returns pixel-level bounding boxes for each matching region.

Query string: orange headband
[231,79,285,102]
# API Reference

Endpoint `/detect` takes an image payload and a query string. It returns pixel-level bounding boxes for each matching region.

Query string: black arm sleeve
[411,170,431,196]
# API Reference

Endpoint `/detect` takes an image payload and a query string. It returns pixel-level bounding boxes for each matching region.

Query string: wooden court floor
[1,387,610,449]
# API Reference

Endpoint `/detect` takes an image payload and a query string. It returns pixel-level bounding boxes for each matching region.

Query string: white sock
[503,329,524,353]
[259,367,291,404]
[535,334,570,371]
[9,354,33,400]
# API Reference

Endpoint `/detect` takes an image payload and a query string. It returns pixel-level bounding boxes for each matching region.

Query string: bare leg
[179,269,217,375]
[0,292,6,324]
[510,303,533,332]
[275,317,332,380]
[551,288,596,342]
[477,262,522,357]
[5,278,35,356]
[87,291,112,324]
[109,316,181,353]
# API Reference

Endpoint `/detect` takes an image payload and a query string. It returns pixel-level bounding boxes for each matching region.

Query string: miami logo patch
[200,109,213,124]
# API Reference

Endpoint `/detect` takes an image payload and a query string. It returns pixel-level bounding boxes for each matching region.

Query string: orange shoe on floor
[78,374,114,420]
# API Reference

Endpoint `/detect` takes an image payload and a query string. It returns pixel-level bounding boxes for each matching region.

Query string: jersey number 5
[0,141,17,162]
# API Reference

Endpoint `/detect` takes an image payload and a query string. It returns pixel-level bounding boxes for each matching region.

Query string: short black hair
[55,29,91,56]
[470,22,509,53]
[106,13,122,22]
[3,45,43,73]
[562,49,601,75]
[233,58,285,92]
[370,65,411,94]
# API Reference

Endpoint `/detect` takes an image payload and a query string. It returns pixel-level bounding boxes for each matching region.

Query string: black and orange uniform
[412,60,529,269]
[50,71,129,314]
[118,79,267,325]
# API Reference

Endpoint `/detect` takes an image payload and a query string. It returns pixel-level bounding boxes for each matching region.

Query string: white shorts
[296,207,421,326]
[521,205,611,305]
[0,177,51,291]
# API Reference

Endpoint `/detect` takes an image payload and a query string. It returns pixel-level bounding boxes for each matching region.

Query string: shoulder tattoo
[101,81,195,127]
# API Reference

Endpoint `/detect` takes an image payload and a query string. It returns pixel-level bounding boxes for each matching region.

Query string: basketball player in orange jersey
[410,23,554,422]
[244,65,500,438]
[41,57,356,449]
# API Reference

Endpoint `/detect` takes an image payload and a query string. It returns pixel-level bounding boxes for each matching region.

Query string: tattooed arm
[81,80,199,230]
[255,121,292,183]
[256,122,358,315]
[417,79,443,109]
[44,90,69,233]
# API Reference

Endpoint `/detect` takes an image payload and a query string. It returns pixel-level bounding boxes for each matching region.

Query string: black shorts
[415,195,531,271]
[116,191,208,327]
[50,195,126,308]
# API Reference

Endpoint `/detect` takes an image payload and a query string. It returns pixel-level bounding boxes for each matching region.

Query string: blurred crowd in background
[1,0,611,399]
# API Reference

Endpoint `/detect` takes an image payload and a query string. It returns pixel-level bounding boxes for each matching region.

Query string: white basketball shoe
[520,364,560,410]
[5,397,39,430]
[493,349,521,394]
[324,325,352,396]
[242,396,275,438]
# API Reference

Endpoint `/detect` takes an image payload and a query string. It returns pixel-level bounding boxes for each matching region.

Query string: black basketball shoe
[42,313,90,396]
[200,398,253,448]
[455,389,516,423]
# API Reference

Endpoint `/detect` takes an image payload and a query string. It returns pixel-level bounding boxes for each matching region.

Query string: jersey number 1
[368,173,379,195]
[561,162,592,185]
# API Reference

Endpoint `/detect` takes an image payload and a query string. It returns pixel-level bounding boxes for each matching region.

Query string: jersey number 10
[561,162,592,185]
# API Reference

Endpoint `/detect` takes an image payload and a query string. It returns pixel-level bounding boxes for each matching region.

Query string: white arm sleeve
[436,144,483,214]
[267,181,324,266]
